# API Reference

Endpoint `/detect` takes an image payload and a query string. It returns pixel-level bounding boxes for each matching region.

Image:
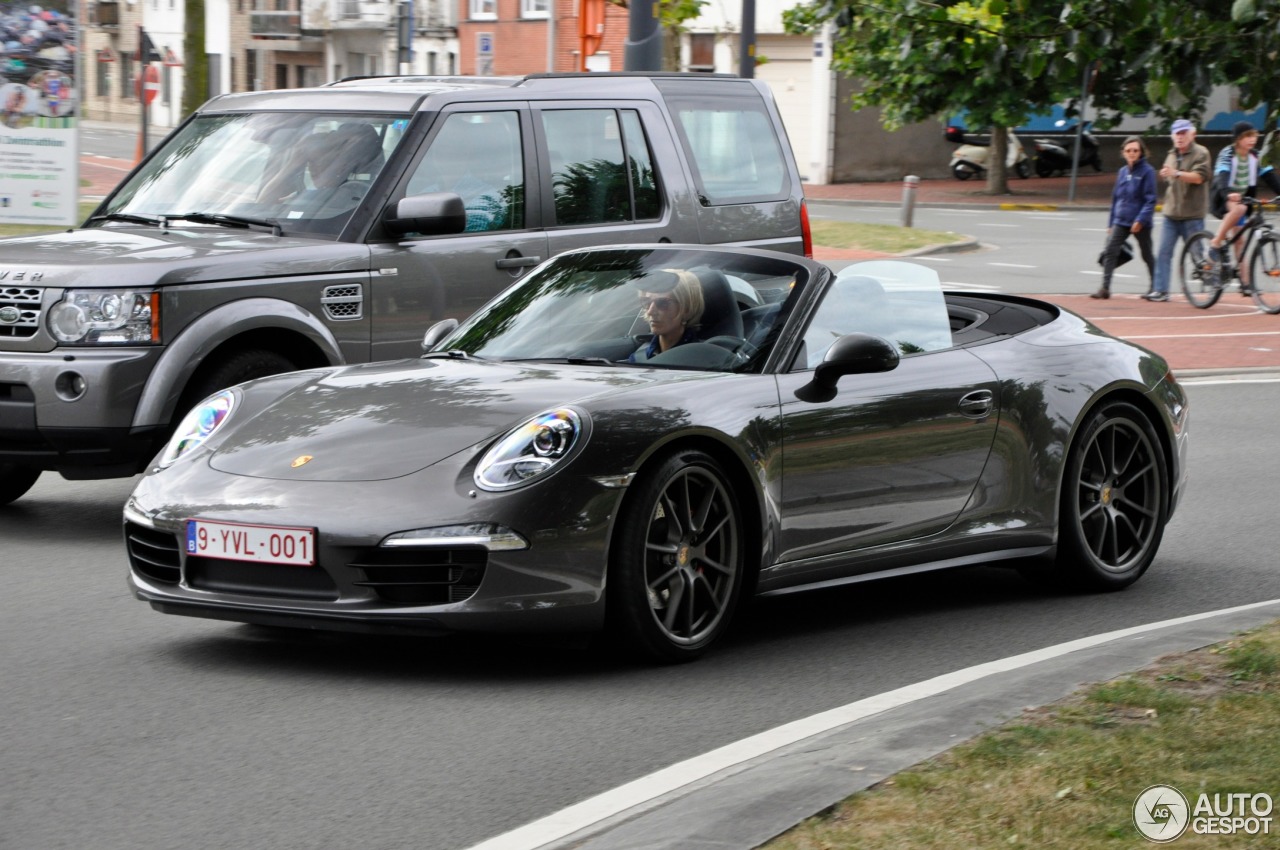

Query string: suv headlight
[475,408,587,491]
[158,390,236,468]
[48,289,159,344]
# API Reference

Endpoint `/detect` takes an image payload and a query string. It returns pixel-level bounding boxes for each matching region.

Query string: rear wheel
[1179,231,1224,309]
[607,449,744,663]
[1248,230,1280,314]
[1035,158,1054,178]
[1047,401,1167,591]
[0,464,41,506]
[1015,160,1032,179]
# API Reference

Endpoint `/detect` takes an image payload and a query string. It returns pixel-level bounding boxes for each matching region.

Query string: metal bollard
[900,175,919,228]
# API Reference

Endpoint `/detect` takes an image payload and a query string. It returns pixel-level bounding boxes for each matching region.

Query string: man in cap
[1150,119,1211,301]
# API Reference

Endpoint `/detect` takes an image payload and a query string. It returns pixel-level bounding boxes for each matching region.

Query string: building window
[521,0,549,18]
[688,34,715,72]
[120,55,134,99]
[96,54,111,98]
[470,0,496,20]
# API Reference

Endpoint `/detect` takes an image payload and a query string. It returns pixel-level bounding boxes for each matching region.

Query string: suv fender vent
[321,283,363,321]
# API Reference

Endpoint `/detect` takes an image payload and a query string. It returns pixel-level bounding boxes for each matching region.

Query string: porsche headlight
[48,289,159,344]
[475,408,586,491]
[158,390,236,468]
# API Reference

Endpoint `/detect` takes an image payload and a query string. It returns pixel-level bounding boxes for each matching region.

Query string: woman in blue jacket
[1093,135,1157,299]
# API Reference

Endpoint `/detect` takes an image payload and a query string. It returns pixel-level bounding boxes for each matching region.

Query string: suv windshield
[100,112,410,237]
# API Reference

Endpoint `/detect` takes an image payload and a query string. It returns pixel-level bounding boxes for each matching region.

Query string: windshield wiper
[86,212,163,227]
[421,349,485,361]
[161,212,282,236]
[507,357,617,367]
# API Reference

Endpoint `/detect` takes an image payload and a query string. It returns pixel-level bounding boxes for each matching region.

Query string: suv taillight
[800,199,813,259]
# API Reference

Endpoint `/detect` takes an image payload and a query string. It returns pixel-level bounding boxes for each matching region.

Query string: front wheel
[607,450,744,663]
[1015,160,1032,179]
[952,162,978,181]
[0,464,41,506]
[1248,230,1280,314]
[1179,231,1224,309]
[1047,402,1168,591]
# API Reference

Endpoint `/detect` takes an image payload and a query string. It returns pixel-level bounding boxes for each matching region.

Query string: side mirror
[421,318,459,353]
[384,192,467,237]
[795,333,900,403]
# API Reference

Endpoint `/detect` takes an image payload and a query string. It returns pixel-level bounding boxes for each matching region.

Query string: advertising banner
[1,1,78,226]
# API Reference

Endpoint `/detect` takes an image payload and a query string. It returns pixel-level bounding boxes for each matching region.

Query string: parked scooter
[1032,121,1102,176]
[944,126,1032,180]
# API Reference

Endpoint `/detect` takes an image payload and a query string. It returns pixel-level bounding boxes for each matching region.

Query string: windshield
[99,112,410,237]
[437,247,811,373]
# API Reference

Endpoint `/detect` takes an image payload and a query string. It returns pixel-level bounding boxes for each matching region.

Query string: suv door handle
[495,256,540,270]
[958,389,995,419]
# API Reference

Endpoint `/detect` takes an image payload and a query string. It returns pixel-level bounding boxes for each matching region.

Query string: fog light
[55,371,87,401]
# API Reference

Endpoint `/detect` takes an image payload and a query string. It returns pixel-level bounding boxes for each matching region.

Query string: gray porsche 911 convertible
[125,245,1189,662]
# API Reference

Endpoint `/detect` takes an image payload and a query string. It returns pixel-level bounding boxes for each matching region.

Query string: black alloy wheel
[608,449,744,663]
[1051,401,1168,590]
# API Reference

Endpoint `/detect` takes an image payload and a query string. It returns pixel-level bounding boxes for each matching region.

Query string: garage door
[755,35,815,182]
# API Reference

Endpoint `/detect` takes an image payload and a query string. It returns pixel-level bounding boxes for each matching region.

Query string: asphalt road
[809,202,1151,295]
[2,376,1278,850]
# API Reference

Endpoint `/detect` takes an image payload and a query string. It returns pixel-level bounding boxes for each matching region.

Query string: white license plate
[186,519,316,566]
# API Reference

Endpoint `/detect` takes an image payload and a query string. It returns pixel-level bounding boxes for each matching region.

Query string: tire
[1179,231,1224,309]
[1015,160,1032,179]
[606,449,744,663]
[1047,401,1168,591]
[952,163,977,181]
[0,463,41,506]
[184,349,299,409]
[1248,230,1280,314]
[1035,158,1054,178]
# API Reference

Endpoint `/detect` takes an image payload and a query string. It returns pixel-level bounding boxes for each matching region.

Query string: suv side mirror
[384,192,468,237]
[795,333,900,402]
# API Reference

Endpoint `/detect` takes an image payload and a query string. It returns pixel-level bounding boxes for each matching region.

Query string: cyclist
[1208,121,1280,292]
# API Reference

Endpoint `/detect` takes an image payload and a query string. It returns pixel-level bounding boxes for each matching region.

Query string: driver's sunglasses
[638,295,676,312]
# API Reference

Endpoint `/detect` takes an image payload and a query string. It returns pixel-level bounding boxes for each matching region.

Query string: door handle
[495,256,540,270]
[958,390,995,419]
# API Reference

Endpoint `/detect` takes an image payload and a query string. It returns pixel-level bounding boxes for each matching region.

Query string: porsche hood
[206,357,687,482]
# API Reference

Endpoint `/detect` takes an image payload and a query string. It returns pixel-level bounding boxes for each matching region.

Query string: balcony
[251,10,303,39]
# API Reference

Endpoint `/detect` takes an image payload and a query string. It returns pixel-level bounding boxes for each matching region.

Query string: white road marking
[460,599,1280,850]
[988,262,1036,269]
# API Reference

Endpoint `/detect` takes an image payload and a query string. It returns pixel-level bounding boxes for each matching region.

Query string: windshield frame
[435,246,816,375]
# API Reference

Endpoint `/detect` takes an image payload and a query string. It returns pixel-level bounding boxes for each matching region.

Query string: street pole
[624,0,661,71]
[738,0,756,78]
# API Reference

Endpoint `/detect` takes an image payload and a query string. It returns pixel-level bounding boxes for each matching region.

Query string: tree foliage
[783,0,1280,192]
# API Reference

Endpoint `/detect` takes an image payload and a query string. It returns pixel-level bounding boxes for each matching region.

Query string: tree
[783,1,1214,194]
[181,0,207,119]
[612,0,708,71]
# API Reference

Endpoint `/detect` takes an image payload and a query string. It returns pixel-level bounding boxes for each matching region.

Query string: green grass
[809,219,970,254]
[761,621,1280,850]
[0,201,98,238]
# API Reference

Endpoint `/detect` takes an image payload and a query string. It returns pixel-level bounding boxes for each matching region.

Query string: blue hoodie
[1108,156,1157,229]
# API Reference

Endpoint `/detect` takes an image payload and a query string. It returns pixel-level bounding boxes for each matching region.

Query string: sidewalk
[803,171,1115,210]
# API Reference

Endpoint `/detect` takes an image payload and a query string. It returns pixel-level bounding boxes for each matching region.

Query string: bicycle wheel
[1248,230,1280,313]
[1179,231,1224,309]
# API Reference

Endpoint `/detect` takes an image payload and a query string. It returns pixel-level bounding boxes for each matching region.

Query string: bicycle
[1178,196,1280,313]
